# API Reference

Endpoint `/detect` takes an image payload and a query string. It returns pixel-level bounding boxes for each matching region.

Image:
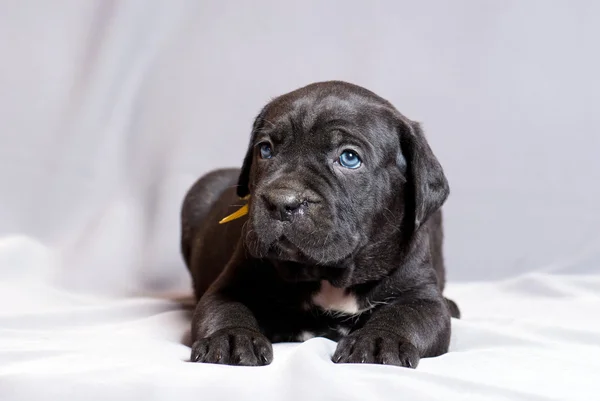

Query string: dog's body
[181,81,459,368]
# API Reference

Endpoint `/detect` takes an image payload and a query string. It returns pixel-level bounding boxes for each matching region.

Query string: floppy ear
[400,120,449,230]
[236,108,267,198]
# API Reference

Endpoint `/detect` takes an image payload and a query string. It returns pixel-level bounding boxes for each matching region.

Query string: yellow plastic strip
[218,195,251,224]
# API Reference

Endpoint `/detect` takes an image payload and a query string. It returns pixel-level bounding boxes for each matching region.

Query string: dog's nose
[262,190,306,221]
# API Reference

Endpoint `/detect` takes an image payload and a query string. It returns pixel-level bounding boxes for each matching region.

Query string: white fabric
[1,1,599,400]
[2,237,599,400]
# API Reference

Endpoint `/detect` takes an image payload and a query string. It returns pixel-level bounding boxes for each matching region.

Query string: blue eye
[338,150,361,169]
[259,143,273,159]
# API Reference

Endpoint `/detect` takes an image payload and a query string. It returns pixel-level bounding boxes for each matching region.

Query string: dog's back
[181,168,245,298]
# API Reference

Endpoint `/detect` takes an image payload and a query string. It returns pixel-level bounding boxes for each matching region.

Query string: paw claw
[333,329,420,368]
[189,328,273,366]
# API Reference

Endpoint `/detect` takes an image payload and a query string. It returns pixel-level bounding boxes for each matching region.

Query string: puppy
[181,81,460,368]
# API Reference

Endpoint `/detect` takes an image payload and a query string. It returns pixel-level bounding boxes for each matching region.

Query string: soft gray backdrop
[0,0,598,296]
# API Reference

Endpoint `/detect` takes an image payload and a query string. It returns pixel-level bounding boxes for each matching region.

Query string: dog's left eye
[338,150,362,169]
[259,143,273,159]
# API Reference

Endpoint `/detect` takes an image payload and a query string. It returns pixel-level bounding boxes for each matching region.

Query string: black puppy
[181,81,459,368]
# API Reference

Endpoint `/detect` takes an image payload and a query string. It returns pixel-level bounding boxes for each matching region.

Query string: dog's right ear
[236,108,267,198]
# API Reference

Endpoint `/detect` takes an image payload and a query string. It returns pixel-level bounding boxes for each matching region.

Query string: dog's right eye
[259,143,273,159]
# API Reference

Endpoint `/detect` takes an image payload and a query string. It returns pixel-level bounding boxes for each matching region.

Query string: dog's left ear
[236,108,267,198]
[400,119,449,230]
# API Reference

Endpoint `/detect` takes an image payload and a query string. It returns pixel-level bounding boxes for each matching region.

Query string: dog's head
[237,81,448,277]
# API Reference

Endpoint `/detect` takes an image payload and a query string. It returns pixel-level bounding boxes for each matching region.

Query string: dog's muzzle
[261,188,310,222]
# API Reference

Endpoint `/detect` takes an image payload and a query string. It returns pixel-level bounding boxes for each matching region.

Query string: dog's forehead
[263,82,395,133]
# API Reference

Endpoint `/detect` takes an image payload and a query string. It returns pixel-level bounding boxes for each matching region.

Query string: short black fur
[181,81,460,368]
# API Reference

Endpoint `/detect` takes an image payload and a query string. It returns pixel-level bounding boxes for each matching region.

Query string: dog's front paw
[190,328,273,366]
[332,329,420,368]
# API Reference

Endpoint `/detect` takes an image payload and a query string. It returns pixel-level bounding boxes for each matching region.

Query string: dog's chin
[267,234,358,266]
[242,227,359,283]
[267,239,352,283]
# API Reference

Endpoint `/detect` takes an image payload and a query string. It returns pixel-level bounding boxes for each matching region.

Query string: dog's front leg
[332,286,451,368]
[189,243,273,366]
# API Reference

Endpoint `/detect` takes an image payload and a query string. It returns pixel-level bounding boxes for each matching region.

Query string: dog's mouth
[268,237,305,263]
[245,204,361,265]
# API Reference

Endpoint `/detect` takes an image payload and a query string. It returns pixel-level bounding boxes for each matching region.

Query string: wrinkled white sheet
[1,1,599,400]
[1,236,599,401]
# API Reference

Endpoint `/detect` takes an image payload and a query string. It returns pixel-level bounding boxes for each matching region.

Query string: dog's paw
[190,328,273,366]
[332,329,420,368]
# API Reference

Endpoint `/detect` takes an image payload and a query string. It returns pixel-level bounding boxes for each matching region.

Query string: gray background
[0,0,598,295]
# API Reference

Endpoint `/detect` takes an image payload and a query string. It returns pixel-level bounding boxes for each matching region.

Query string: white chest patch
[311,280,360,315]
